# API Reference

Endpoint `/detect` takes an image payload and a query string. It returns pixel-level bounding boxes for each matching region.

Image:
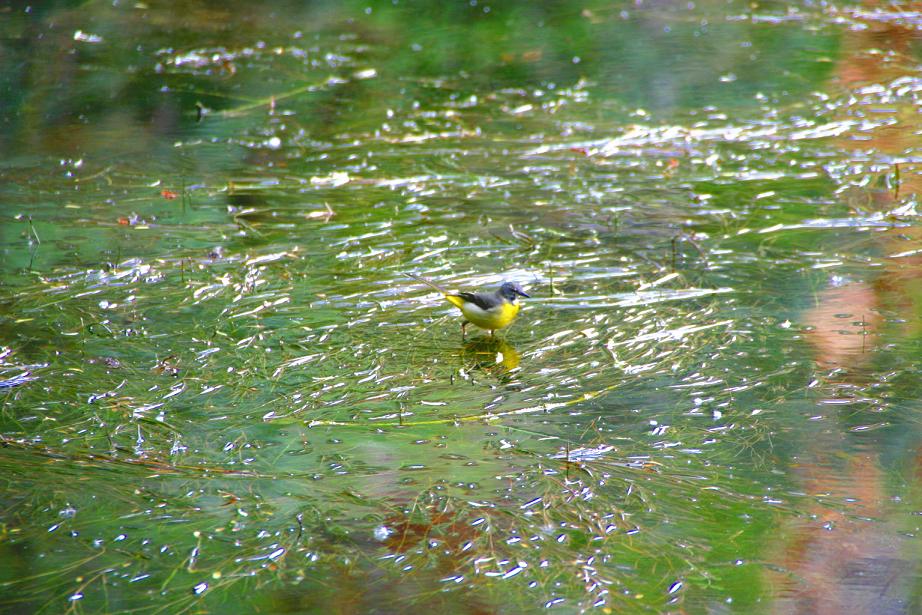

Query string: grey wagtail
[406,273,529,339]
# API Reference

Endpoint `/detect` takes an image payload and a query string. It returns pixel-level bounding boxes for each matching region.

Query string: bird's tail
[405,272,450,295]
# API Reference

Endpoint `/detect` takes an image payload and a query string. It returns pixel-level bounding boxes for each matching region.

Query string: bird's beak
[517,289,530,298]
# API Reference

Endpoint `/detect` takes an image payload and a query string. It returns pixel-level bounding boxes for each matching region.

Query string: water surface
[2,1,922,613]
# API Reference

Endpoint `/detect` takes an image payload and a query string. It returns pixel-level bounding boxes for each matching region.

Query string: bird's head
[498,281,529,301]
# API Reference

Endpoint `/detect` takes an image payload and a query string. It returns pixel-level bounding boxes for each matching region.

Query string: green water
[2,1,922,612]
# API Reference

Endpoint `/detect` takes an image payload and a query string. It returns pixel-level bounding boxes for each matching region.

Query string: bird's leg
[461,321,469,340]
[489,329,494,338]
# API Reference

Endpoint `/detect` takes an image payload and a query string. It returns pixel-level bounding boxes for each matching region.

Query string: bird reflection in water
[459,336,520,377]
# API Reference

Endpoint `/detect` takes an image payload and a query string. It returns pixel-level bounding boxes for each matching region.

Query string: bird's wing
[455,291,499,311]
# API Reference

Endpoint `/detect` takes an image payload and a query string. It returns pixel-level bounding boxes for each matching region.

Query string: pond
[1,0,921,613]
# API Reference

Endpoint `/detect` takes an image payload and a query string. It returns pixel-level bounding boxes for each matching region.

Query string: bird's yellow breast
[445,295,520,331]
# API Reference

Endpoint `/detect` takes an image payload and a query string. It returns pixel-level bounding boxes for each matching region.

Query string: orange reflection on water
[771,3,922,613]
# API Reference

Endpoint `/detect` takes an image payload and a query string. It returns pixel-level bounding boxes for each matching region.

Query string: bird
[406,273,529,339]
